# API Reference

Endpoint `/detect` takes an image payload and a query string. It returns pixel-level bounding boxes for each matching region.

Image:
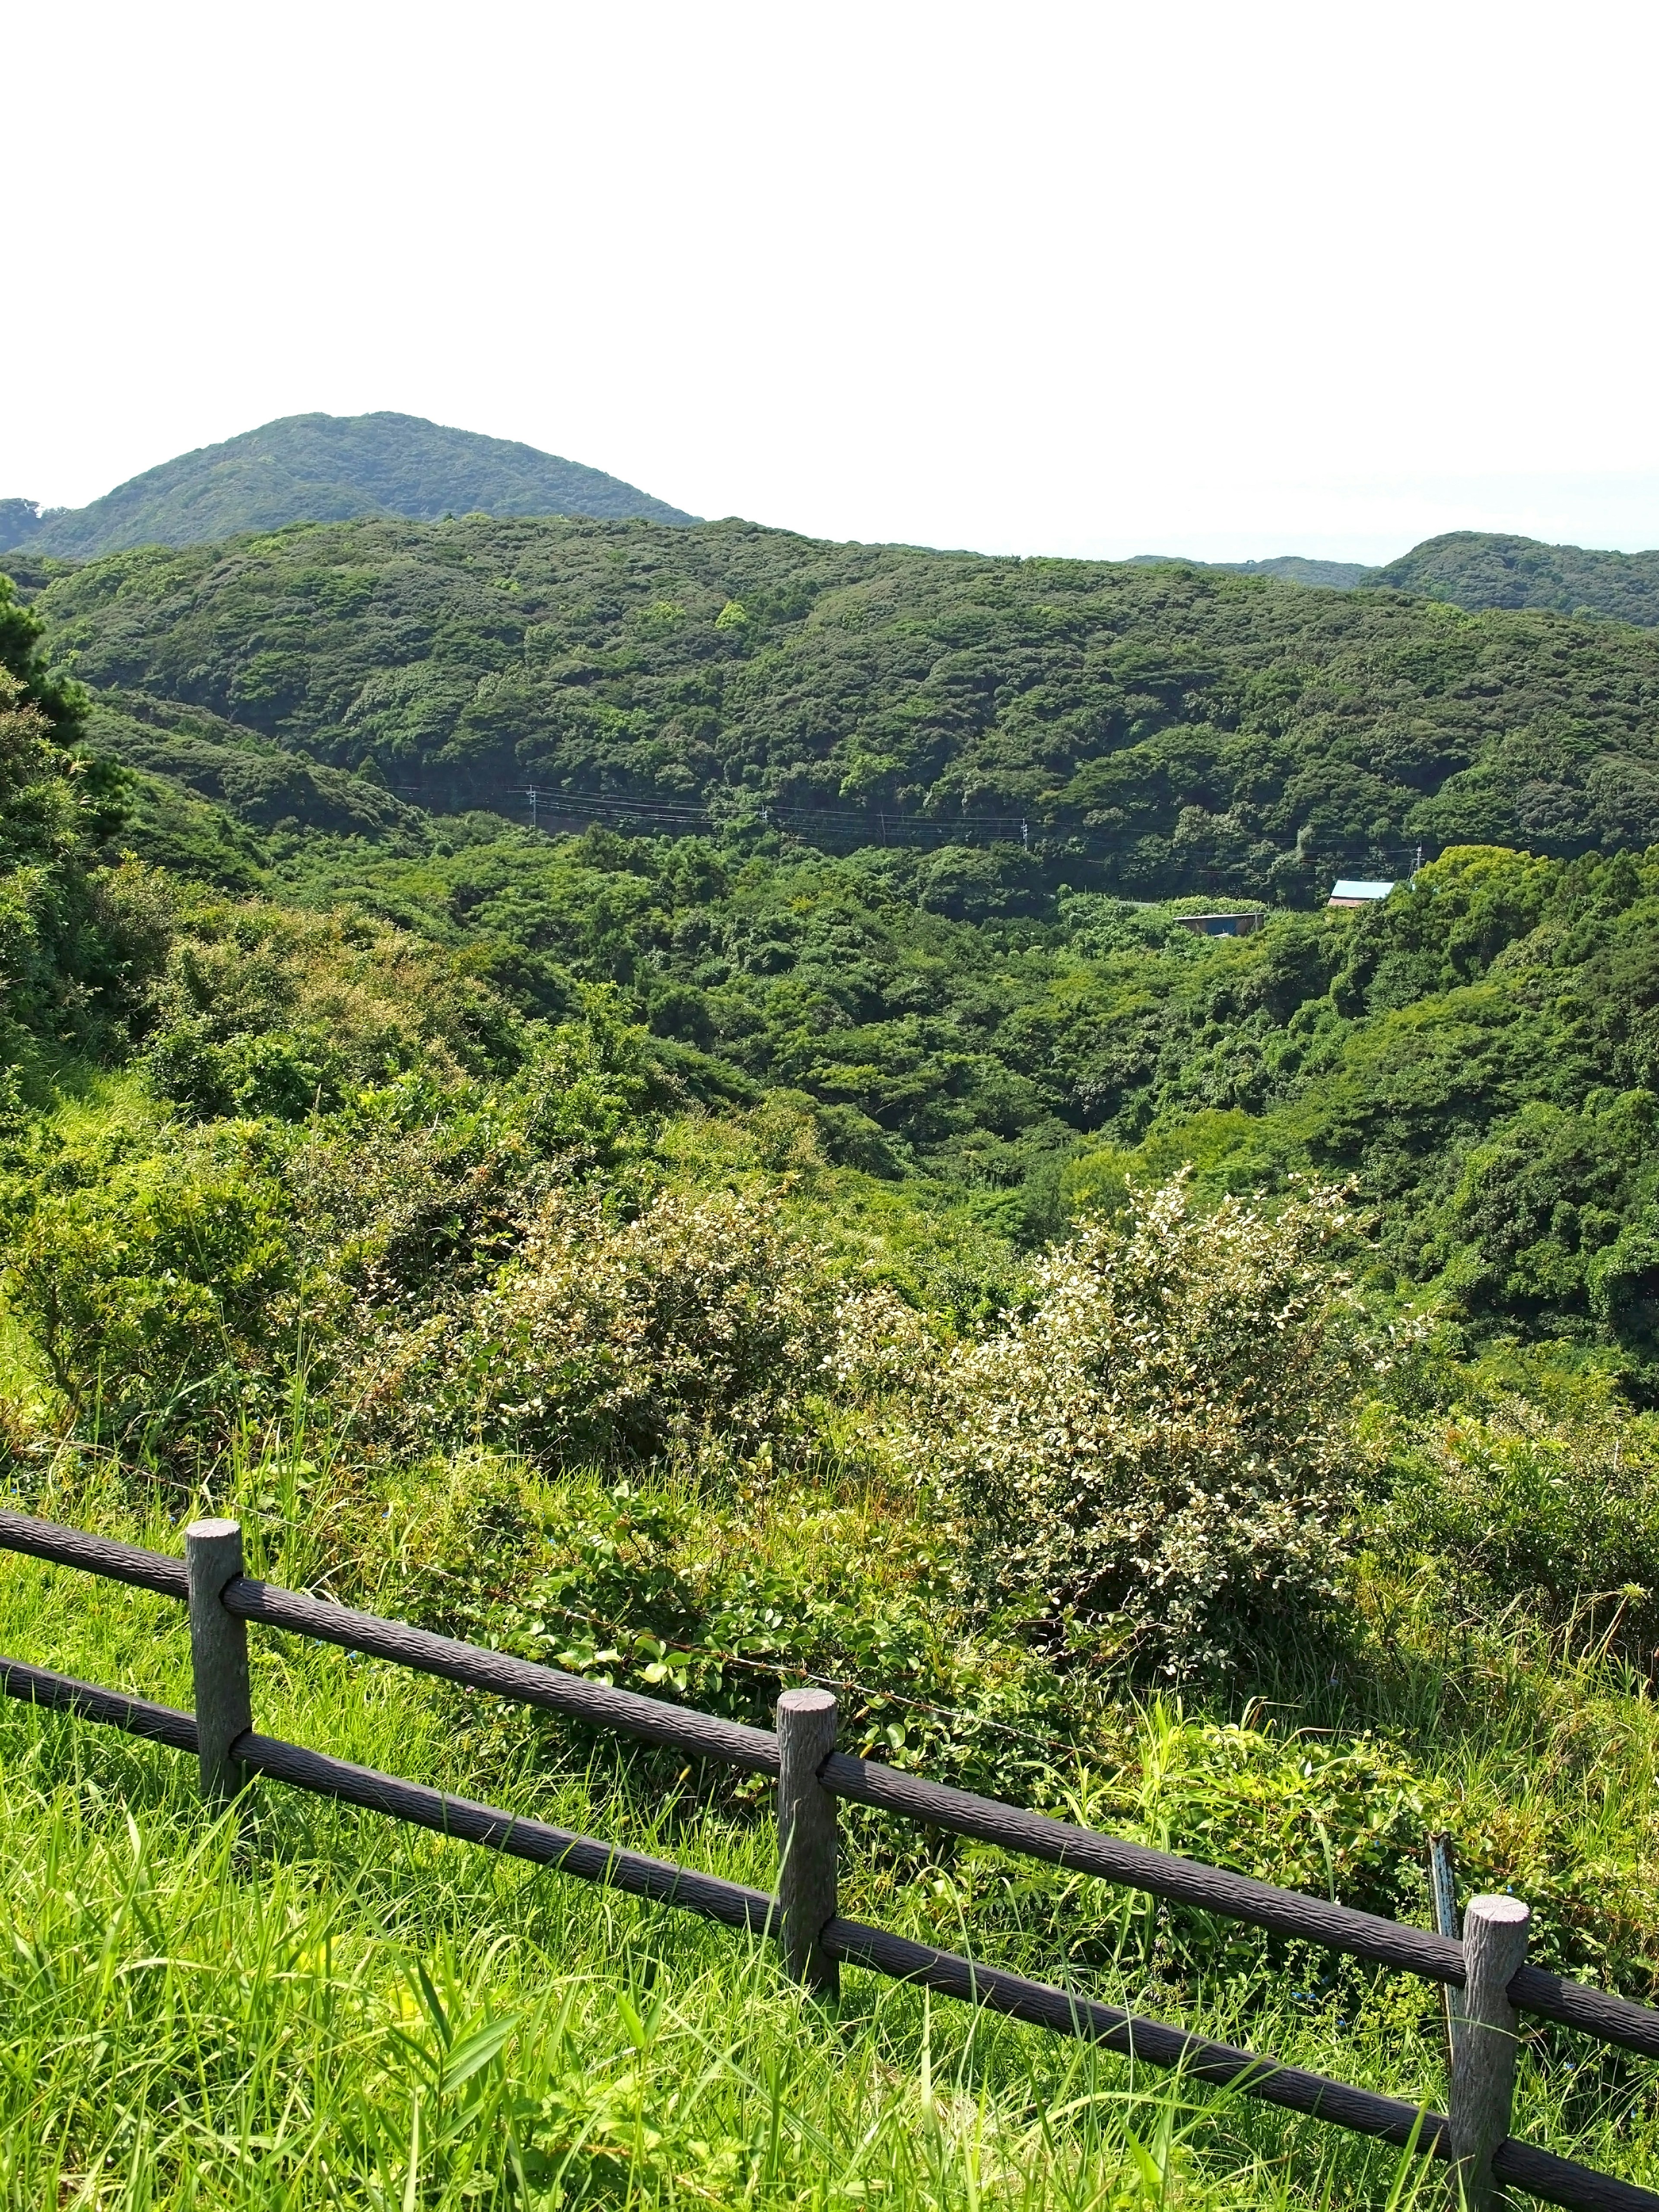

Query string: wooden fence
[0,1505,1655,2212]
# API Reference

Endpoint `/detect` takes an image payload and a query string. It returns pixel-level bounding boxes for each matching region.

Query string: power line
[388,777,1437,874]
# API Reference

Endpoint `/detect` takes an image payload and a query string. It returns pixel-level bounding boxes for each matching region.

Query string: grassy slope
[0,1495,1646,2212]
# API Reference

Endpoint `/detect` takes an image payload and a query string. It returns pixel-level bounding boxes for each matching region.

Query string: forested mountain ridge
[1141,533,1659,626]
[1131,553,1371,589]
[0,411,696,558]
[24,512,1659,899]
[1361,531,1659,626]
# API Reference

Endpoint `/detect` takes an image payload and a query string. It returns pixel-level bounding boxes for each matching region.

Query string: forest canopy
[19,512,1659,903]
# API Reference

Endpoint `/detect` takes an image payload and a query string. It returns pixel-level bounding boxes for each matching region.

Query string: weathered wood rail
[0,1505,1654,2212]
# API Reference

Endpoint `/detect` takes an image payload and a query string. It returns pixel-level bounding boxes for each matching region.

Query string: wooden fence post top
[1452,1893,1532,2212]
[1468,1894,1530,1928]
[778,1687,836,1719]
[187,1516,242,1538]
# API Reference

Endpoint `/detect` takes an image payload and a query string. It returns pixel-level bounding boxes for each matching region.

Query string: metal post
[776,1688,839,1999]
[1428,1833,1463,2066]
[1449,1893,1530,2212]
[185,1518,252,1807]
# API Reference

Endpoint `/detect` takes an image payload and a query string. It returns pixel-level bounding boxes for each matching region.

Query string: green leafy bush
[2,1130,297,1455]
[1376,1393,1659,1654]
[139,896,523,1119]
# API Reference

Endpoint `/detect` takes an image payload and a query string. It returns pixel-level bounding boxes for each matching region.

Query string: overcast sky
[8,0,1658,563]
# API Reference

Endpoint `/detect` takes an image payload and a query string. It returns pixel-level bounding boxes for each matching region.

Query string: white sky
[6,0,1659,563]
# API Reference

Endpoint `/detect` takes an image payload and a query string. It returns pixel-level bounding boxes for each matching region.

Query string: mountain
[23,510,1659,899]
[1135,534,1659,626]
[0,412,697,558]
[1226,554,1371,588]
[1360,530,1659,626]
[1130,553,1370,589]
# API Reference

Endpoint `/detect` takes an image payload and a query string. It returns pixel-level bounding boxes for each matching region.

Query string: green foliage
[85,686,429,841]
[30,513,1659,894]
[398,1465,1071,1802]
[373,1183,845,1468]
[1152,533,1659,627]
[138,890,525,1120]
[1364,531,1659,626]
[0,410,695,560]
[1375,1389,1659,1655]
[1,1125,296,1449]
[0,568,86,742]
[15,491,1659,2205]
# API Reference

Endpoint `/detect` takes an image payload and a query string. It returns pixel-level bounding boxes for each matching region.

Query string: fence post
[185,1518,252,1808]
[1449,1893,1530,2212]
[776,1688,839,2000]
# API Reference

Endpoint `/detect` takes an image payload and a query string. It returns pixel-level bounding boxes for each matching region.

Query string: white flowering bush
[904,1176,1373,1673]
[357,1182,843,1467]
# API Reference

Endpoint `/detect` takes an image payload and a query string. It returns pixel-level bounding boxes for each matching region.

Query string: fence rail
[0,1506,1654,2212]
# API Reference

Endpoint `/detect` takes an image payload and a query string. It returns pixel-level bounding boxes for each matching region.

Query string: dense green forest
[0,412,695,559]
[12,529,1659,2205]
[1149,534,1659,626]
[16,512,1659,902]
[1365,531,1659,627]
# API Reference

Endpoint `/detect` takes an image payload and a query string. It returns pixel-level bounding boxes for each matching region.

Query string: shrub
[140,896,524,1119]
[903,1176,1373,1673]
[2,1131,298,1457]
[359,1182,843,1467]
[1375,1392,1659,1655]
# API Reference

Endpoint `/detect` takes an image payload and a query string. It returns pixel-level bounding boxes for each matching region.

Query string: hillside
[1135,535,1659,626]
[25,512,1659,896]
[1131,552,1371,589]
[1361,530,1659,626]
[0,411,696,557]
[11,554,1659,2203]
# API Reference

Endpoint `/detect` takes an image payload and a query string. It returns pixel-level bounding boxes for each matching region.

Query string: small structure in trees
[1173,911,1263,937]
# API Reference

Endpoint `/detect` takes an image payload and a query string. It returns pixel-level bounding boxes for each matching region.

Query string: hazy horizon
[10,0,1659,566]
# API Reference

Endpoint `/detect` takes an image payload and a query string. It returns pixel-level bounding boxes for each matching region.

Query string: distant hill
[1130,553,1370,590]
[1132,534,1659,626]
[0,412,697,558]
[1359,531,1659,626]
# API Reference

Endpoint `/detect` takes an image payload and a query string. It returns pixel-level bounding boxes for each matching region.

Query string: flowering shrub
[903,1176,1373,1672]
[360,1183,844,1466]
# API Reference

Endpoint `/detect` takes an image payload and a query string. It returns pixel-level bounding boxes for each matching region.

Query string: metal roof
[1328,880,1395,901]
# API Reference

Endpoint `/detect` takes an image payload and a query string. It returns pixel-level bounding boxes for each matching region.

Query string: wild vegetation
[8,547,1659,2205]
[1161,535,1659,628]
[0,411,694,559]
[21,512,1659,903]
[1364,533,1659,629]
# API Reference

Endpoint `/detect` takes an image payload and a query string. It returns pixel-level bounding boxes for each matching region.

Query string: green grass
[0,1518,1654,2212]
